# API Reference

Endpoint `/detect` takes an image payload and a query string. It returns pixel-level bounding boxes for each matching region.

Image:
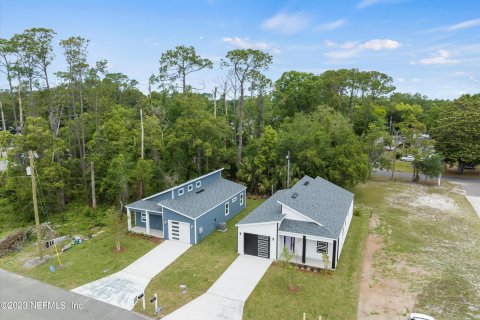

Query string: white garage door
[168,220,191,243]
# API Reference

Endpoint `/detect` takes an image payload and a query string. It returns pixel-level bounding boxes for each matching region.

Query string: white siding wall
[281,205,312,222]
[338,200,354,258]
[305,238,334,269]
[237,223,278,260]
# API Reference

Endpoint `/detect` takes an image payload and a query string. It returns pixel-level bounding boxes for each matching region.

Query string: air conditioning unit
[217,222,227,232]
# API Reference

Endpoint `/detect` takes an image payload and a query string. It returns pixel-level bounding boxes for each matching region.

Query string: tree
[432,94,480,173]
[0,38,18,129]
[222,49,272,164]
[106,207,122,252]
[158,45,213,93]
[415,154,443,182]
[100,153,130,206]
[322,251,330,271]
[281,246,296,290]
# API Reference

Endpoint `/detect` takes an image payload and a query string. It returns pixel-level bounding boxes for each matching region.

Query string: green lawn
[243,206,370,320]
[0,224,157,289]
[135,199,264,317]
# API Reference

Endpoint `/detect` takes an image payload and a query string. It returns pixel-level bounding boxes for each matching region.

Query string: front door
[284,236,295,253]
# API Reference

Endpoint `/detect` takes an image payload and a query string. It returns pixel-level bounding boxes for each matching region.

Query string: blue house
[125,169,247,244]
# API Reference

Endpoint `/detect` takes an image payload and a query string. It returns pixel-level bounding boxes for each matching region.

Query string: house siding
[196,189,246,243]
[163,207,195,244]
[134,210,146,228]
[149,212,163,231]
[237,222,277,260]
[305,237,335,269]
[338,200,354,258]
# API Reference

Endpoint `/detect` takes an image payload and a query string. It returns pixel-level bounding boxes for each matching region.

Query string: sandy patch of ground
[357,215,417,320]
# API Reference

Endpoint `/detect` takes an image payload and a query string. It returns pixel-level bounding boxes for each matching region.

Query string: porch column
[127,208,132,231]
[146,211,150,235]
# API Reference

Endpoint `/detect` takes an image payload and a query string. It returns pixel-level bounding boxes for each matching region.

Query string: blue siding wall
[135,210,146,228]
[195,189,246,243]
[150,213,163,230]
[147,170,222,203]
[163,207,195,243]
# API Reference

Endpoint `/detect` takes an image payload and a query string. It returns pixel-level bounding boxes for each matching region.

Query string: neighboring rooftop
[126,199,162,212]
[277,175,354,238]
[159,178,246,219]
[236,190,287,225]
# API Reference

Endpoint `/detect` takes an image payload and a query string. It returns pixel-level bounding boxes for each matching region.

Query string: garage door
[244,233,270,258]
[168,220,191,243]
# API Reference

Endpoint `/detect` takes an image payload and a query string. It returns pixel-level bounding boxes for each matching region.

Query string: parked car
[384,145,396,151]
[408,313,435,320]
[464,164,476,170]
[401,155,415,162]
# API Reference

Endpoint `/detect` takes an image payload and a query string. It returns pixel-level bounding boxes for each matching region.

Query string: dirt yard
[356,179,480,319]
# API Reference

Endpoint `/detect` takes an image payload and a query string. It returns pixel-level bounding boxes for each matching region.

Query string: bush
[353,208,363,217]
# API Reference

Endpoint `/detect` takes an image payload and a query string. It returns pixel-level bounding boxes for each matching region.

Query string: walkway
[0,269,147,320]
[164,255,272,320]
[72,240,191,310]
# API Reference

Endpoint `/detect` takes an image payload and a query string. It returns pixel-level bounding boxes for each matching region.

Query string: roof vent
[291,192,298,199]
[303,181,310,186]
[196,189,205,194]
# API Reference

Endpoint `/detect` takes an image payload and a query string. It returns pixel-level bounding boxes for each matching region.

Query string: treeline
[0,28,478,222]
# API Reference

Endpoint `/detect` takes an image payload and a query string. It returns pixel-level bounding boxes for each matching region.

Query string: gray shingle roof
[276,175,354,238]
[126,199,162,212]
[279,219,335,238]
[236,190,287,225]
[159,178,246,219]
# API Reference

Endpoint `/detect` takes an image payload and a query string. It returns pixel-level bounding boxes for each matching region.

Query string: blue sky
[0,0,479,99]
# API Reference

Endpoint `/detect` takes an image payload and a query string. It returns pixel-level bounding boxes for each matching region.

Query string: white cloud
[446,18,480,31]
[360,39,400,50]
[222,37,281,54]
[324,40,337,47]
[357,0,389,9]
[314,19,347,32]
[262,12,311,35]
[419,50,460,65]
[324,38,400,59]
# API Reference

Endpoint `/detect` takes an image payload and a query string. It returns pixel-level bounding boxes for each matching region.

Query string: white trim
[196,180,202,188]
[193,187,248,220]
[143,168,224,201]
[277,201,323,226]
[240,193,244,205]
[172,189,174,199]
[188,184,193,192]
[178,188,184,196]
[125,206,163,214]
[141,212,147,223]
[232,197,237,202]
[225,202,229,216]
[194,219,197,244]
[278,230,333,243]
[236,217,286,227]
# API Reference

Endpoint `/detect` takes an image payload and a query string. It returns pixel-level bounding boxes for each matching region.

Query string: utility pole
[140,108,144,159]
[0,101,5,131]
[91,161,96,208]
[286,151,291,189]
[29,151,43,260]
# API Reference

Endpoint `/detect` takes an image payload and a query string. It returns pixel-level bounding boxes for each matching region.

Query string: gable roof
[159,178,246,219]
[279,219,335,239]
[236,190,287,225]
[276,175,354,238]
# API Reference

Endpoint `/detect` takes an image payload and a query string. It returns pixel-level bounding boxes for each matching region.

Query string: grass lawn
[355,178,480,318]
[135,198,264,317]
[0,222,157,289]
[243,205,370,320]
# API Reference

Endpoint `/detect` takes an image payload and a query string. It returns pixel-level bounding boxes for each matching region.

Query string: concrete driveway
[164,255,272,320]
[0,269,146,320]
[72,240,191,310]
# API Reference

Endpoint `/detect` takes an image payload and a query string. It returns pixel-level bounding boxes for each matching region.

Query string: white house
[236,175,354,269]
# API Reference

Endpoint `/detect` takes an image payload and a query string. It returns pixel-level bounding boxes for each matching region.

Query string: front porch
[131,226,164,238]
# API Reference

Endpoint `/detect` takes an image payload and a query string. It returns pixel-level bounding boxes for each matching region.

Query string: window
[240,193,244,205]
[232,197,237,202]
[316,241,328,253]
[188,184,193,192]
[196,181,201,188]
[141,212,146,223]
[178,188,184,196]
[225,202,229,216]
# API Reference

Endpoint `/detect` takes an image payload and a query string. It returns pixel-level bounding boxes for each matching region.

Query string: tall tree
[158,45,213,93]
[0,38,18,129]
[222,49,272,164]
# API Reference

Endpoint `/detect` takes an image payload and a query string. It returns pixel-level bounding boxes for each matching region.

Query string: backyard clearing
[356,178,480,319]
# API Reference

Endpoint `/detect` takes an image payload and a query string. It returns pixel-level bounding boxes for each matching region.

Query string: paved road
[72,240,191,310]
[164,255,272,320]
[0,269,146,320]
[373,169,480,218]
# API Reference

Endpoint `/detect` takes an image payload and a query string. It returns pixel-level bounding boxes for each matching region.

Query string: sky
[0,0,479,99]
